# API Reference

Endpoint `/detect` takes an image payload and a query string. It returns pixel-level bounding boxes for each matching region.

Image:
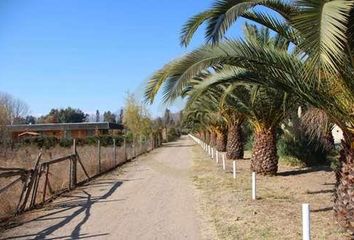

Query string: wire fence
[0,137,161,221]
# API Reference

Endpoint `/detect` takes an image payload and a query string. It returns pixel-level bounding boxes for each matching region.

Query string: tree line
[144,0,354,234]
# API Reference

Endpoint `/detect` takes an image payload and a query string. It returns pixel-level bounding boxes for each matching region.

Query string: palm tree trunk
[205,131,210,144]
[216,129,227,152]
[322,131,335,151]
[226,122,244,159]
[251,127,278,175]
[334,138,354,232]
[202,131,206,142]
[210,131,217,147]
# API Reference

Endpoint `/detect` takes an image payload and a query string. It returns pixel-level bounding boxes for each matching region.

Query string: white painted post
[302,203,310,240]
[222,154,226,170]
[252,172,256,200]
[208,145,211,156]
[233,161,236,179]
[211,148,214,159]
[216,151,219,163]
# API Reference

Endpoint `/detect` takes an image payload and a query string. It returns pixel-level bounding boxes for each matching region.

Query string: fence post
[42,164,49,203]
[97,139,101,173]
[71,139,77,188]
[216,151,219,163]
[113,139,117,167]
[222,154,226,170]
[124,138,127,161]
[302,203,310,240]
[19,152,42,212]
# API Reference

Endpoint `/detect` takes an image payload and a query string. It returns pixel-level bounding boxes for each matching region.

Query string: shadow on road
[1,179,124,240]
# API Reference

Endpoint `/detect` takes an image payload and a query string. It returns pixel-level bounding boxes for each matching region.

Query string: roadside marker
[302,204,310,240]
[233,161,236,179]
[252,172,256,200]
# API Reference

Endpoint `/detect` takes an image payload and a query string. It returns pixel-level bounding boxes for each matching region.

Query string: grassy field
[191,145,350,240]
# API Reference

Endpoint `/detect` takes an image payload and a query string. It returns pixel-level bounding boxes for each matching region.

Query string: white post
[211,148,214,159]
[252,172,256,200]
[216,151,219,163]
[302,203,310,240]
[208,145,211,156]
[233,161,236,179]
[222,154,226,170]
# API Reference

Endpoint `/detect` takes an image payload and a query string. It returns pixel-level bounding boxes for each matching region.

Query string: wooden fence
[0,136,161,220]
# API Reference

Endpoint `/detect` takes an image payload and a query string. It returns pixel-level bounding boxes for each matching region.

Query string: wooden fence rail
[0,137,161,220]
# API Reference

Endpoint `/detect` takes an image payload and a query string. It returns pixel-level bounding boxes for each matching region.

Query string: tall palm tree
[146,0,354,231]
[146,26,297,174]
[190,74,245,157]
[183,81,229,152]
[188,72,296,174]
[178,0,354,231]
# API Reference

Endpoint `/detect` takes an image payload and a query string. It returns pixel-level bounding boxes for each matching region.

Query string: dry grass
[0,141,152,221]
[191,146,350,240]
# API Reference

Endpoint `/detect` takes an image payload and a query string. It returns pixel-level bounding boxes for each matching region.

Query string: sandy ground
[0,136,215,240]
[191,143,350,239]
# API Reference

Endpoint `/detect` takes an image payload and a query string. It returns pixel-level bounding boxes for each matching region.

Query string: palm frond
[292,0,354,75]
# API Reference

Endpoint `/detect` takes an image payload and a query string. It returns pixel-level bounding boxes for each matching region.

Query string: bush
[59,138,73,148]
[17,136,59,149]
[85,136,97,145]
[277,118,336,166]
[14,135,125,149]
[167,127,180,142]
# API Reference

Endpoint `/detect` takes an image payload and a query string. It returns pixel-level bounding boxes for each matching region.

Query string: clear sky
[0,0,242,117]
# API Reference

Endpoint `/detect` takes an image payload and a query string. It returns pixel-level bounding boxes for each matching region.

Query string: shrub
[14,135,125,149]
[85,136,97,145]
[59,138,73,148]
[277,118,336,166]
[167,127,180,142]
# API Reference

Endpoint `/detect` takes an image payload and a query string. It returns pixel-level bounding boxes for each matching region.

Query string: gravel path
[1,136,213,240]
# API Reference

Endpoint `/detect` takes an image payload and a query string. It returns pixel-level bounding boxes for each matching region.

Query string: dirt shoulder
[191,144,350,239]
[0,136,215,240]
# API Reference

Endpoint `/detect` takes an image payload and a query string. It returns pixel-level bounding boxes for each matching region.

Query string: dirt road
[1,136,214,240]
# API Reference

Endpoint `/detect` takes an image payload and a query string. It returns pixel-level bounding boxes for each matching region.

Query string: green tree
[41,107,87,123]
[123,93,153,143]
[103,111,117,123]
[95,110,100,122]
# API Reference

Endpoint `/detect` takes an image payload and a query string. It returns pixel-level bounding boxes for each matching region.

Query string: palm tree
[146,0,354,231]
[184,74,245,158]
[146,25,297,174]
[178,0,354,230]
[183,82,229,152]
[187,72,296,174]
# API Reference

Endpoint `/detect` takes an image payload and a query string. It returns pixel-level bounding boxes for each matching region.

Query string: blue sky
[0,0,243,117]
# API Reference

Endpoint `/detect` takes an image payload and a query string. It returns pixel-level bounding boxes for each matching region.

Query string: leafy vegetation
[123,93,154,144]
[144,0,354,233]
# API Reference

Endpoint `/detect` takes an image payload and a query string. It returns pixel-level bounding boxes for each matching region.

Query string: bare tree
[0,92,29,124]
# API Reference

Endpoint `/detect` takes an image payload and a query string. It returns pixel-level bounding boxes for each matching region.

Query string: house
[7,122,124,140]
